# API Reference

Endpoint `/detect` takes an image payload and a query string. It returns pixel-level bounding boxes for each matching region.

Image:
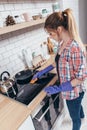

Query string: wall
[0,0,79,77]
[62,0,79,28]
[79,0,87,44]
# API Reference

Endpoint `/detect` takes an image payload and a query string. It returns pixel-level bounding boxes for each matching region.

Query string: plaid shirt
[57,40,87,100]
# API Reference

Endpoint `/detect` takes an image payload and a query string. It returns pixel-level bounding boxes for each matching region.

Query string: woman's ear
[57,26,62,34]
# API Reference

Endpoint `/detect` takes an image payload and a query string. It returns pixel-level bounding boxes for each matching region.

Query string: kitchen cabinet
[0,18,46,35]
[18,115,35,130]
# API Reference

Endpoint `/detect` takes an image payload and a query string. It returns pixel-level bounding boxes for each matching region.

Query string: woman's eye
[49,33,52,35]
[47,31,56,36]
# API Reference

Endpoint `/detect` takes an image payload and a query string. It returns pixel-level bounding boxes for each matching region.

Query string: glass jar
[52,2,60,12]
[42,9,48,18]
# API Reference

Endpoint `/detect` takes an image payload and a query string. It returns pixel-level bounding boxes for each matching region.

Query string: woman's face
[46,28,62,42]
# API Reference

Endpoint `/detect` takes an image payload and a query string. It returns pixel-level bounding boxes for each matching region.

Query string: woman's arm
[71,46,87,87]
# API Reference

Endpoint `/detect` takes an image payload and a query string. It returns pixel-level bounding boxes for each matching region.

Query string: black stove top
[15,73,56,105]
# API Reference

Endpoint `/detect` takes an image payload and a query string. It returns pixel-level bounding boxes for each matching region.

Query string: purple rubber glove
[32,65,54,80]
[44,81,73,95]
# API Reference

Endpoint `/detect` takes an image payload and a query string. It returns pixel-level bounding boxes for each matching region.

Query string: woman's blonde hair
[44,8,85,52]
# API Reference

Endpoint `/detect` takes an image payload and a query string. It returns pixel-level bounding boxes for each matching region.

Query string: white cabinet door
[18,115,35,130]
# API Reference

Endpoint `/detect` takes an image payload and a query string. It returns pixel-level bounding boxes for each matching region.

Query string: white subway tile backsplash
[0,4,5,11]
[22,3,31,9]
[0,58,10,66]
[8,36,18,44]
[7,61,16,69]
[16,33,25,41]
[0,40,7,48]
[15,58,21,64]
[6,44,15,51]
[0,66,8,74]
[0,54,3,61]
[0,47,6,54]
[14,3,23,10]
[14,40,23,47]
[4,4,14,11]
[9,55,18,61]
[0,11,11,19]
[2,50,12,58]
[12,48,21,55]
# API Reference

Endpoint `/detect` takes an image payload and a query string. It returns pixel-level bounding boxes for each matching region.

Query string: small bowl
[32,15,42,20]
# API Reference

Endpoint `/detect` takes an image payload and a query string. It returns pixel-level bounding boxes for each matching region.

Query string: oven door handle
[34,94,59,122]
[34,106,50,122]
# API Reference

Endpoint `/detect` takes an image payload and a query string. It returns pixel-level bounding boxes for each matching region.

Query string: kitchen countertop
[0,54,58,130]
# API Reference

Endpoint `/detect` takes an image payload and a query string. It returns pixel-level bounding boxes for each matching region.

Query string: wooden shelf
[0,18,46,35]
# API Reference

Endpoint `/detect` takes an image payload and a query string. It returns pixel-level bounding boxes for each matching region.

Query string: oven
[31,84,65,130]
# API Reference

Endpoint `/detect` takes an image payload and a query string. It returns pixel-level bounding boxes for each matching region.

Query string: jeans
[66,92,85,130]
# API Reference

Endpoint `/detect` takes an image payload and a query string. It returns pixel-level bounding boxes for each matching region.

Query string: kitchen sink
[15,73,56,105]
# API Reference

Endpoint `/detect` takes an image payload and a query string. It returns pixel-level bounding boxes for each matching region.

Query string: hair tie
[62,11,67,17]
[62,11,68,30]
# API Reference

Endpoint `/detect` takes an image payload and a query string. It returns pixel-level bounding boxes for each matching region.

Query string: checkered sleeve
[71,46,87,80]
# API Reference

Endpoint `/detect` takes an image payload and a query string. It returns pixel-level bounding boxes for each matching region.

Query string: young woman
[44,8,87,130]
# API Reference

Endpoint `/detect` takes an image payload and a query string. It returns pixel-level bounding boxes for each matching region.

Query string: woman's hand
[44,81,73,95]
[32,64,55,80]
[71,78,83,87]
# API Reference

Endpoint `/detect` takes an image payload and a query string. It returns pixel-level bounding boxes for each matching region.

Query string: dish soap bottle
[22,49,33,68]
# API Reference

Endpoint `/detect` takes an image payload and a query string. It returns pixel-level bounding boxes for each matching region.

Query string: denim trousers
[66,92,85,130]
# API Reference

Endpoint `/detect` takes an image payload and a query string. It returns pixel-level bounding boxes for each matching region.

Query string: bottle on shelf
[22,48,33,68]
[41,41,50,59]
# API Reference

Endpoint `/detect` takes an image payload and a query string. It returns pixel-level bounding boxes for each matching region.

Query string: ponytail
[63,8,85,52]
